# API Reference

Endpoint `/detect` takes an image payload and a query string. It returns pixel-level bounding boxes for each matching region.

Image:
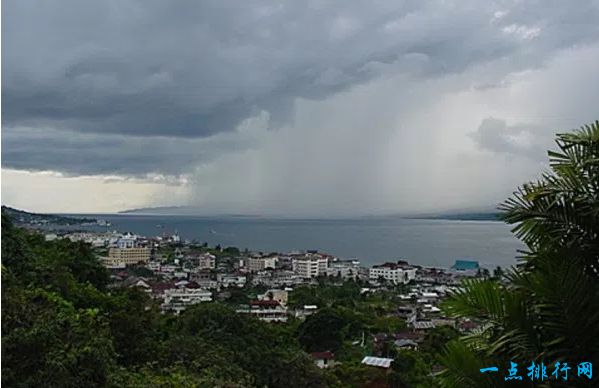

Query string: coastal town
[40,225,493,372]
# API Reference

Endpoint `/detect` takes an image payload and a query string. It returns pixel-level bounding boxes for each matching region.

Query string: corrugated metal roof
[361,356,393,368]
[413,321,436,330]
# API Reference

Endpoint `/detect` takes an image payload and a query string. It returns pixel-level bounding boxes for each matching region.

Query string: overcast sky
[2,0,599,215]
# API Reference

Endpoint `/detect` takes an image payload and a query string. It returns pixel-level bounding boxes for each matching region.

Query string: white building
[292,254,328,278]
[236,300,288,322]
[294,305,318,319]
[251,270,305,288]
[327,259,361,279]
[44,233,58,241]
[217,274,247,288]
[117,235,137,249]
[198,253,216,270]
[147,261,161,272]
[248,256,278,272]
[259,289,289,306]
[369,263,417,285]
[161,287,212,314]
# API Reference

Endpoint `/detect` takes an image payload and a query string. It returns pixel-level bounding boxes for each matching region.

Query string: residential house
[310,351,336,369]
[161,285,212,314]
[236,300,288,322]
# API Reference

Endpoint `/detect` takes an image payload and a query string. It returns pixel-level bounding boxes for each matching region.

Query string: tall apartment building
[107,247,151,265]
[292,254,328,278]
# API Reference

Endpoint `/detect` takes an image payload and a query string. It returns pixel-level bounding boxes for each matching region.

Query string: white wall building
[161,287,212,314]
[248,256,278,272]
[198,253,216,270]
[236,300,288,322]
[217,274,247,288]
[369,263,417,285]
[259,289,289,306]
[327,259,361,279]
[117,236,137,249]
[292,254,328,278]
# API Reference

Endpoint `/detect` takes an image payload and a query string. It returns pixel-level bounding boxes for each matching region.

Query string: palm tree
[438,121,599,387]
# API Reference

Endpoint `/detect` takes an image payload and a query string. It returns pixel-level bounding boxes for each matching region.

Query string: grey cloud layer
[2,123,264,177]
[3,0,599,177]
[469,118,553,160]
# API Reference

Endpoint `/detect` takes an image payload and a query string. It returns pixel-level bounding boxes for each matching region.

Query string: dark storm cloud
[2,124,264,177]
[3,0,599,175]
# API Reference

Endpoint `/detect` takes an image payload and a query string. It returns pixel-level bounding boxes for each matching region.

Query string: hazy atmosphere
[3,0,599,215]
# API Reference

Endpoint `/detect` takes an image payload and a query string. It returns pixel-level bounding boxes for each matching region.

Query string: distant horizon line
[3,204,501,221]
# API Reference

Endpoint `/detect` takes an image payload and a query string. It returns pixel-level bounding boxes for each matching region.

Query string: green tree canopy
[439,121,599,387]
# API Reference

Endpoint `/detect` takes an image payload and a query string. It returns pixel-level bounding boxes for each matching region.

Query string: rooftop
[310,351,335,360]
[451,260,480,270]
[250,299,281,307]
[372,261,414,270]
[413,321,436,330]
[362,356,394,368]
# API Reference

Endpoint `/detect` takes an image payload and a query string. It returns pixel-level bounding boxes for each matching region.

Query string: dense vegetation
[2,212,448,387]
[439,121,599,387]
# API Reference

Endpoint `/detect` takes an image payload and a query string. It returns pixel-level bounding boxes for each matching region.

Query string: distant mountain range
[1,206,99,225]
[408,212,501,221]
[118,206,249,216]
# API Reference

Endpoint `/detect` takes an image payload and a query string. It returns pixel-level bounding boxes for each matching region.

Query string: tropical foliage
[439,121,599,387]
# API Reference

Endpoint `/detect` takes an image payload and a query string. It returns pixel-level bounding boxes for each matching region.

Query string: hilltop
[1,205,99,226]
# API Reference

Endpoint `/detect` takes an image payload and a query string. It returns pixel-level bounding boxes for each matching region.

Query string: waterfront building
[369,262,416,285]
